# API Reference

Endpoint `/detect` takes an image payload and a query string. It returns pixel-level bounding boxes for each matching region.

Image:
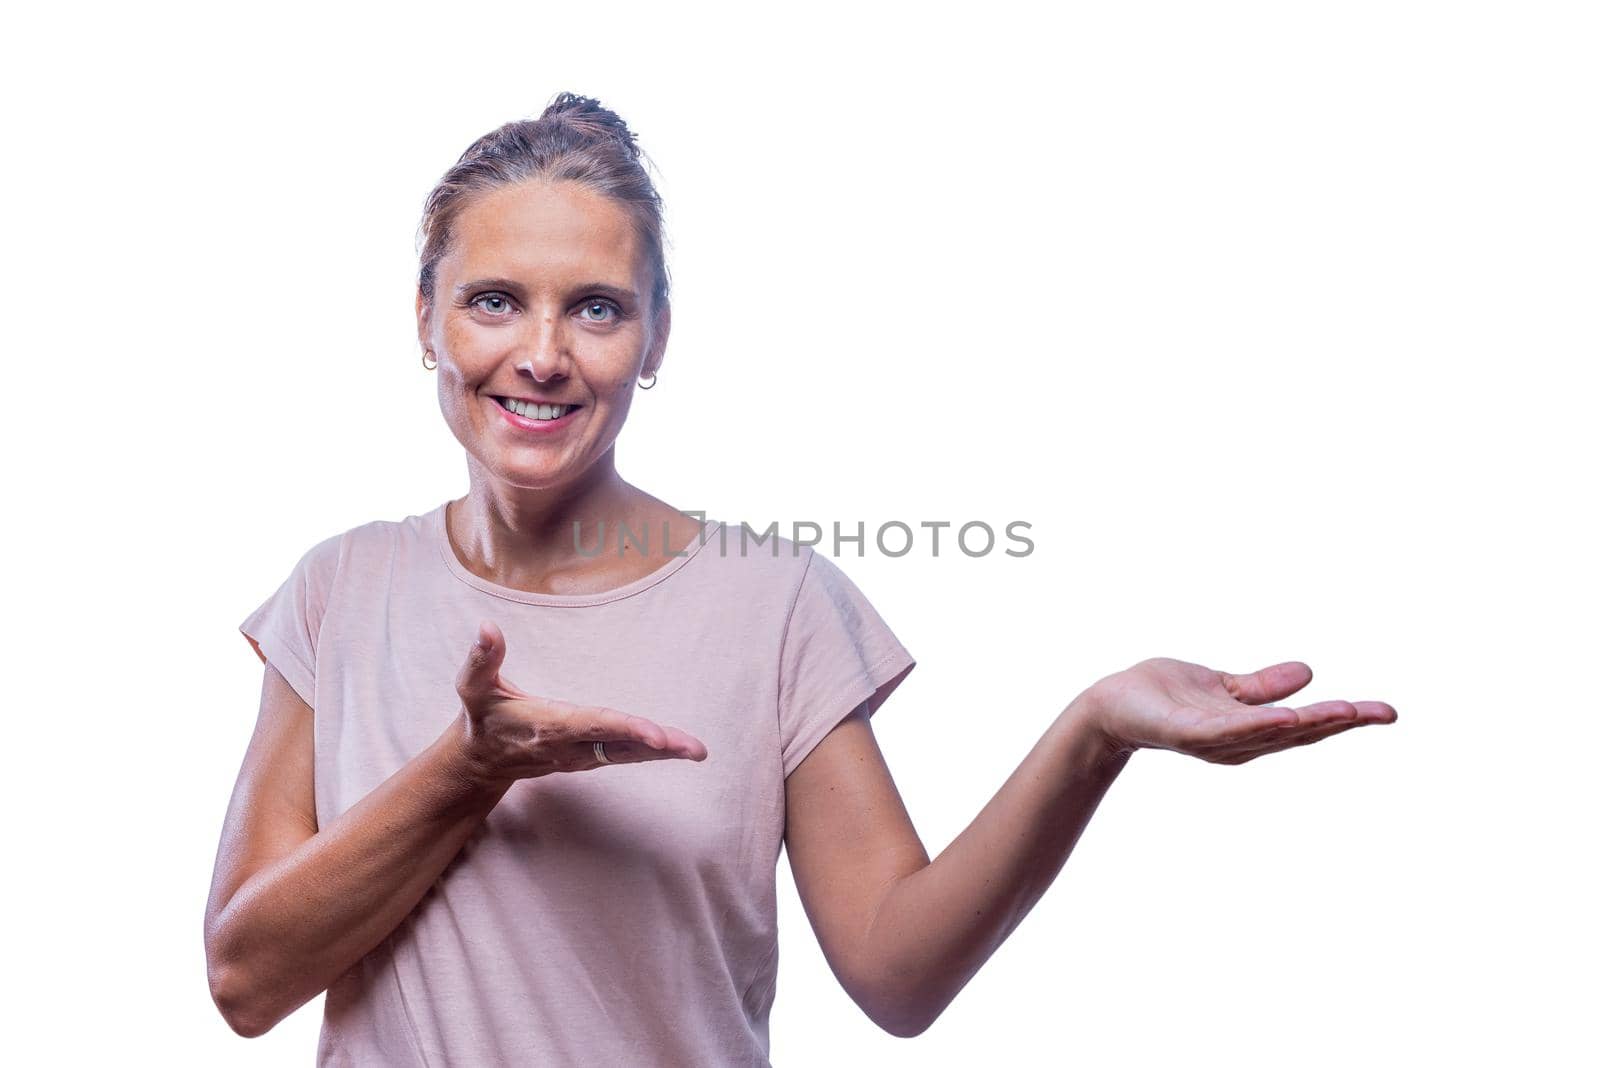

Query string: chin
[481,447,600,489]
[490,464,583,491]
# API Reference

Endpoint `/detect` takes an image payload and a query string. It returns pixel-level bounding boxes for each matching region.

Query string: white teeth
[501,398,571,421]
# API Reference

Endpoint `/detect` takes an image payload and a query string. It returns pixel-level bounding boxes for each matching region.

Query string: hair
[416,92,670,314]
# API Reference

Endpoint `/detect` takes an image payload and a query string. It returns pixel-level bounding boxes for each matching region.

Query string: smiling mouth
[493,396,583,422]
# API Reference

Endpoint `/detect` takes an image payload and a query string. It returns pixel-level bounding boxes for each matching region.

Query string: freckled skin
[415,179,694,594]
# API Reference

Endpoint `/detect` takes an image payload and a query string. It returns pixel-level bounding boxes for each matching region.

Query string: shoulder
[287,504,438,587]
[695,519,820,596]
[696,520,885,622]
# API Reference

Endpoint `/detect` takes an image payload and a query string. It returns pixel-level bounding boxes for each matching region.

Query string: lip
[488,395,583,435]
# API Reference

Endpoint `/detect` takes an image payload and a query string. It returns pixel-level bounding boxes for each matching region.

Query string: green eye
[581,300,619,322]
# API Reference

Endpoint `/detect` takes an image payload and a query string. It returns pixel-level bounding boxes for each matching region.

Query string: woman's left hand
[1081,657,1397,764]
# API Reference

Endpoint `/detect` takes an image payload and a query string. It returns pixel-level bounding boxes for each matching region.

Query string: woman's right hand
[450,620,709,786]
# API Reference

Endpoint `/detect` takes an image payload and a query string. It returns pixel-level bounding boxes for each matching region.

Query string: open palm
[1087,657,1397,764]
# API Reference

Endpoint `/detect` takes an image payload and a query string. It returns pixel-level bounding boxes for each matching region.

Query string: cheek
[593,368,637,403]
[441,318,496,364]
[580,342,646,402]
[600,382,638,424]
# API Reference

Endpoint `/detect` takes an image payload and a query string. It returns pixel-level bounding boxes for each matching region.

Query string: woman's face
[417,179,667,492]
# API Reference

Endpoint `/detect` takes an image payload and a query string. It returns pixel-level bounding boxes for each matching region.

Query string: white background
[4,2,1595,1064]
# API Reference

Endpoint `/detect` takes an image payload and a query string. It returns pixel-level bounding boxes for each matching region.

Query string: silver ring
[593,740,611,764]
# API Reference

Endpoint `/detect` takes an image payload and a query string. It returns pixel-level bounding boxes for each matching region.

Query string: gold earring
[422,351,438,370]
[638,371,658,390]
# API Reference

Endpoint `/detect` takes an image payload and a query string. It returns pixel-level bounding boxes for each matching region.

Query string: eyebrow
[454,277,639,303]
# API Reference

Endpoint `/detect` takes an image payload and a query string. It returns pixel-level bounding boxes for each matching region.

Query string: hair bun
[539,92,640,161]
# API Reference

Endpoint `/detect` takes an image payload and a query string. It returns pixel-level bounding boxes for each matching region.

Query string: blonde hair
[416,92,669,313]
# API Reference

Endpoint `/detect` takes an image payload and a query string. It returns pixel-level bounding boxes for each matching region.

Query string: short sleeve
[777,549,916,778]
[238,531,344,709]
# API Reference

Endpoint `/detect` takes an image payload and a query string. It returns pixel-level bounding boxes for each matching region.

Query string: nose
[514,314,572,384]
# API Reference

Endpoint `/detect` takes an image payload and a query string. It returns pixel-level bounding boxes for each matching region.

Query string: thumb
[455,620,507,705]
[1219,660,1313,704]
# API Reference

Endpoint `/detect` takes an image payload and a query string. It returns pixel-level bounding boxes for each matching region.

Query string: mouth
[489,394,584,434]
[492,395,583,421]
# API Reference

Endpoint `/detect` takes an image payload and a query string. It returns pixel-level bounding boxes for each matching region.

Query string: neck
[452,448,646,570]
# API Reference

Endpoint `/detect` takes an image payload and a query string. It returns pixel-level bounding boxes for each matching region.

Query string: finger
[1350,699,1399,725]
[1289,698,1401,730]
[1187,709,1305,751]
[565,706,709,761]
[1218,661,1313,705]
[455,620,507,705]
[1187,702,1302,748]
[1218,661,1314,705]
[1212,718,1372,764]
[585,739,699,766]
[1214,700,1396,760]
[652,724,710,761]
[1201,697,1396,752]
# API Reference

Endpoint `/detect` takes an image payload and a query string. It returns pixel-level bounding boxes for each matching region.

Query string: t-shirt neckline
[430,502,721,607]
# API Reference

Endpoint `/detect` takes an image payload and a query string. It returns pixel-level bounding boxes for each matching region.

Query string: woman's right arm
[203,660,509,1037]
[205,622,707,1038]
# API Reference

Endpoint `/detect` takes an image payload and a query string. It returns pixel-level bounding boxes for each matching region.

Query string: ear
[415,288,432,354]
[641,299,671,378]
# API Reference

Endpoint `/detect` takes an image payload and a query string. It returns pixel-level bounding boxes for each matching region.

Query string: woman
[204,93,1397,1065]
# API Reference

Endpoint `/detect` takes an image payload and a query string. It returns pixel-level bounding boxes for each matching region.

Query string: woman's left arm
[783,658,1396,1038]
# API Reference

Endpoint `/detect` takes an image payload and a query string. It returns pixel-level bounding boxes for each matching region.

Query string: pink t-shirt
[237,502,916,1066]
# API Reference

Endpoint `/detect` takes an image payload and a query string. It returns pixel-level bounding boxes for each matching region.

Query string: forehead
[445,179,643,285]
